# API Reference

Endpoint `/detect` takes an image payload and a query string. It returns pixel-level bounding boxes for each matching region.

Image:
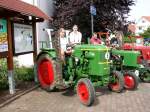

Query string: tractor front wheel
[76,78,95,106]
[139,70,150,83]
[108,71,124,93]
[123,72,139,90]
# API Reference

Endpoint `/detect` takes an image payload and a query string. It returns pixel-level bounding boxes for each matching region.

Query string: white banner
[14,23,33,54]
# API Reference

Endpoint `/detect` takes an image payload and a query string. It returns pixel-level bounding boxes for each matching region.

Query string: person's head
[59,28,65,38]
[92,32,97,38]
[115,31,123,40]
[72,25,78,32]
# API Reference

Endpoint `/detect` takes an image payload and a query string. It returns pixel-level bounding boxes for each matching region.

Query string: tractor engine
[70,44,111,85]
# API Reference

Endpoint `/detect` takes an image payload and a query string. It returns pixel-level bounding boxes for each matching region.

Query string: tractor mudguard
[36,49,56,61]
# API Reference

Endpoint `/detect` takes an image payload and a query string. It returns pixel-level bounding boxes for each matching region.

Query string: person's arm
[98,38,102,44]
[90,37,94,44]
[78,32,82,43]
[69,32,73,44]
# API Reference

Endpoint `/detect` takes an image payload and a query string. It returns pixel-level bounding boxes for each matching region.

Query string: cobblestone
[0,83,150,112]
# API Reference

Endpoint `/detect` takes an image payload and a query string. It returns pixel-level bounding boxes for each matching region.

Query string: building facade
[16,0,54,66]
[135,16,150,35]
[129,16,150,36]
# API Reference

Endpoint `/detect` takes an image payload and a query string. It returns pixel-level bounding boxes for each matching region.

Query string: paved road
[0,83,150,112]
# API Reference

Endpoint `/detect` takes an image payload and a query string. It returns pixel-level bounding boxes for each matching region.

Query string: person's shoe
[55,83,68,90]
[56,84,67,90]
[55,80,69,90]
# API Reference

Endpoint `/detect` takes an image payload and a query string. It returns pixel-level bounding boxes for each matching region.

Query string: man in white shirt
[69,25,82,44]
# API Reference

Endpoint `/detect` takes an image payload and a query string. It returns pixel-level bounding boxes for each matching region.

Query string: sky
[128,0,150,21]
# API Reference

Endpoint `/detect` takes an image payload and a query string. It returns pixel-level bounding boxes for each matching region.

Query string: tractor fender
[36,51,52,62]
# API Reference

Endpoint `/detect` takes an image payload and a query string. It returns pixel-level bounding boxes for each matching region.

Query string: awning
[0,0,52,21]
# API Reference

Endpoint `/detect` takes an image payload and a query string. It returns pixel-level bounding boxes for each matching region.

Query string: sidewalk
[0,82,38,107]
[0,83,150,112]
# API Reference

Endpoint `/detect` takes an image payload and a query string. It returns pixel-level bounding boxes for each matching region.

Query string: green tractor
[36,44,125,106]
[122,35,150,82]
[111,49,139,90]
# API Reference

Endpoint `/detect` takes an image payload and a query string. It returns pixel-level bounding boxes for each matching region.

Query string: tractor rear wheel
[36,54,56,91]
[108,71,124,93]
[76,78,95,106]
[123,72,139,90]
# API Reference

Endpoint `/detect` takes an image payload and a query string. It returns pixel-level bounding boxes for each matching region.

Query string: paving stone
[0,83,150,112]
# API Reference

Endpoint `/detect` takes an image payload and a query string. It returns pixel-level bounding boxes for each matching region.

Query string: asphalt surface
[0,82,150,112]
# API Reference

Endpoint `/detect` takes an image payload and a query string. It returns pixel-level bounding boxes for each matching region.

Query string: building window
[139,26,142,30]
[142,20,145,23]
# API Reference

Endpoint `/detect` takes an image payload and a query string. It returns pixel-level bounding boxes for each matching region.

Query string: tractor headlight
[75,57,79,65]
[75,57,79,62]
[135,70,139,76]
[105,52,110,60]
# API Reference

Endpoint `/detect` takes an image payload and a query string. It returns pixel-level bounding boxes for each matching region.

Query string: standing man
[69,25,82,45]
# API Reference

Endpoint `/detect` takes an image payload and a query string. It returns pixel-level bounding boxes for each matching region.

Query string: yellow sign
[0,19,8,52]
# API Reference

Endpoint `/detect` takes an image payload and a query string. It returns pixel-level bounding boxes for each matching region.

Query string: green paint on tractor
[112,49,140,68]
[73,45,110,76]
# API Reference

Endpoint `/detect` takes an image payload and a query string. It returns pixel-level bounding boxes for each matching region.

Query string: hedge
[0,59,34,90]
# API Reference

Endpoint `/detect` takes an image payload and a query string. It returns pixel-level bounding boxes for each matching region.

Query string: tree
[53,0,135,37]
[140,27,150,38]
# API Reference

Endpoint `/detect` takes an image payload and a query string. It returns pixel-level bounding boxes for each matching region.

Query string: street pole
[91,13,94,35]
[7,18,15,94]
[91,0,94,35]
